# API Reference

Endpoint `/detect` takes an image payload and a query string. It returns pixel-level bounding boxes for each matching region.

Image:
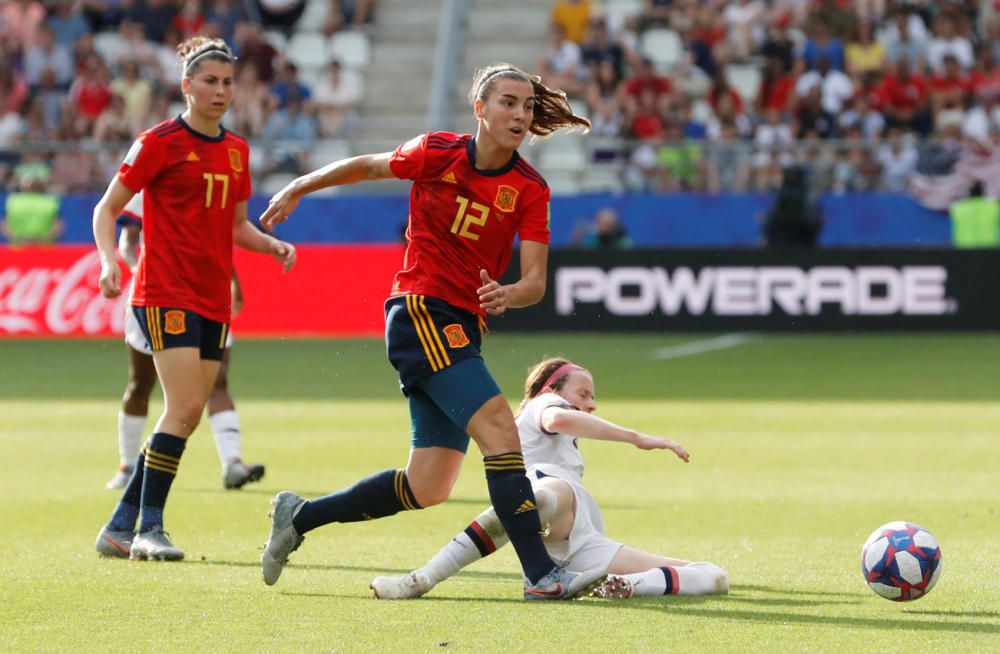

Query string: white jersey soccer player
[371,358,730,600]
[106,190,262,492]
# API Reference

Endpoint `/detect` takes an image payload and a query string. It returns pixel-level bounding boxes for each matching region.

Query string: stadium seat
[725,63,762,105]
[692,98,712,123]
[287,32,331,70]
[544,172,581,195]
[640,28,683,72]
[297,0,331,33]
[259,172,300,196]
[580,165,624,193]
[603,0,643,33]
[538,139,588,172]
[262,30,289,53]
[327,31,371,69]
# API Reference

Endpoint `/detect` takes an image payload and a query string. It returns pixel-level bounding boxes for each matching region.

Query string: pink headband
[541,363,582,390]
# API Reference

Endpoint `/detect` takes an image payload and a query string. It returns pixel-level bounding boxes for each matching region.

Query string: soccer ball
[861,521,942,601]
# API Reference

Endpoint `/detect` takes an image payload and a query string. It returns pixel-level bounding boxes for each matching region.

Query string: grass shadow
[731,583,861,599]
[187,558,523,582]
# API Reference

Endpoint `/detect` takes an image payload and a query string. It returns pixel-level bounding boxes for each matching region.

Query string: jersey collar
[176,115,227,143]
[466,136,519,177]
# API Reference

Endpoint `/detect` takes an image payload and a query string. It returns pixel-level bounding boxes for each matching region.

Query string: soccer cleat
[524,566,608,600]
[129,526,184,561]
[371,571,435,600]
[261,491,305,585]
[95,525,134,558]
[224,460,266,490]
[105,466,134,490]
[590,574,635,599]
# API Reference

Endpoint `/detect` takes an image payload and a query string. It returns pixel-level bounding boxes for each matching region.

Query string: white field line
[651,333,761,360]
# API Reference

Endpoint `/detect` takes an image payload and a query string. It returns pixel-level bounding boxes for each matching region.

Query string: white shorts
[124,305,233,354]
[528,464,623,574]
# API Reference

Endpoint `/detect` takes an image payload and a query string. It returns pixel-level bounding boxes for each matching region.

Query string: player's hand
[634,434,690,462]
[98,261,122,298]
[260,185,302,232]
[270,239,297,273]
[478,269,509,316]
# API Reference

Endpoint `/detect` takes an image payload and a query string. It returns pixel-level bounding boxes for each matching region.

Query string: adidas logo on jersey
[441,171,457,184]
[186,152,200,162]
[514,500,536,515]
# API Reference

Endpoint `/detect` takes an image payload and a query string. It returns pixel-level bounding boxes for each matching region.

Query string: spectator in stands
[581,16,628,81]
[173,0,207,39]
[636,0,672,33]
[153,26,185,93]
[1,173,63,245]
[111,60,154,136]
[263,89,318,173]
[34,68,64,133]
[879,58,932,136]
[20,96,55,144]
[855,0,886,23]
[67,52,112,136]
[688,5,726,77]
[760,164,823,246]
[228,62,271,137]
[802,21,845,72]
[585,58,624,137]
[0,0,46,47]
[883,8,929,66]
[551,0,591,45]
[203,0,250,44]
[324,0,376,34]
[93,92,133,142]
[756,55,796,115]
[930,54,972,114]
[876,128,919,191]
[722,0,766,62]
[949,180,999,247]
[270,61,312,110]
[707,86,752,139]
[127,0,180,44]
[620,57,672,119]
[838,92,886,140]
[0,63,29,116]
[797,86,836,139]
[538,23,586,98]
[119,20,163,76]
[705,121,749,191]
[82,0,129,32]
[760,11,795,75]
[752,108,794,190]
[49,123,99,192]
[46,0,90,49]
[807,0,856,41]
[969,47,1000,104]
[796,54,854,117]
[628,88,664,141]
[846,20,886,76]
[927,14,973,75]
[24,24,75,90]
[575,207,632,249]
[313,59,362,137]
[657,120,703,190]
[255,0,306,35]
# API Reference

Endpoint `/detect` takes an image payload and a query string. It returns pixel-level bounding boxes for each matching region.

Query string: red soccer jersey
[388,132,551,316]
[118,117,251,323]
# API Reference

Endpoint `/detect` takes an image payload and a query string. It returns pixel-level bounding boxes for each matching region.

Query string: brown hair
[177,36,234,78]
[518,357,585,413]
[468,63,591,138]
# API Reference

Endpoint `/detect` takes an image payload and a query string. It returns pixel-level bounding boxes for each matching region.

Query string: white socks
[624,562,729,596]
[209,410,242,472]
[420,485,559,586]
[118,412,146,467]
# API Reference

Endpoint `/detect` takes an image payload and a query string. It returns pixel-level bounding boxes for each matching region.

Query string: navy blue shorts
[385,295,501,452]
[132,306,228,361]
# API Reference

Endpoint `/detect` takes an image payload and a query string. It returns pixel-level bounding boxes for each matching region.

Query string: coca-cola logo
[0,250,128,335]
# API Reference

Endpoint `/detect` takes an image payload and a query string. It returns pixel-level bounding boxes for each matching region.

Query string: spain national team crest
[443,324,470,349]
[228,148,243,173]
[494,185,519,213]
[164,310,186,335]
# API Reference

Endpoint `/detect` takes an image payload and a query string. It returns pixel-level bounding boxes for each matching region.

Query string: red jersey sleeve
[389,133,428,181]
[117,133,166,193]
[517,184,551,244]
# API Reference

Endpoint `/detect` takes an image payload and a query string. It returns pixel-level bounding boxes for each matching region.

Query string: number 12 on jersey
[451,195,489,241]
[202,173,229,209]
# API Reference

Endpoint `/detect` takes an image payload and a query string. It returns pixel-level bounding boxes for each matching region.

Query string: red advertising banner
[0,245,404,338]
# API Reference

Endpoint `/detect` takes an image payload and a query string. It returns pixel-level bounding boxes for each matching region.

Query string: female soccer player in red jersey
[92,36,296,562]
[258,63,603,599]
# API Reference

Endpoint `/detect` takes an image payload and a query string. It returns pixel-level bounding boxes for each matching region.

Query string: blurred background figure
[573,207,632,249]
[759,165,823,247]
[949,181,999,248]
[1,173,63,245]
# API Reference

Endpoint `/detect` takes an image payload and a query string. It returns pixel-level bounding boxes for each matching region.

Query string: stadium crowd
[1,0,999,204]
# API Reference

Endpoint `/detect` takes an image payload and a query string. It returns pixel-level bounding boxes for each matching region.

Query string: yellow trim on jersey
[406,295,445,372]
[417,295,451,367]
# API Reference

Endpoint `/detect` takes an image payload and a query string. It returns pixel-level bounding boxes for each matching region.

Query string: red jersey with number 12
[388,132,551,316]
[118,117,251,323]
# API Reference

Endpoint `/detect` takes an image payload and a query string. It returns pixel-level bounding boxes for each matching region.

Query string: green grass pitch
[1,334,999,652]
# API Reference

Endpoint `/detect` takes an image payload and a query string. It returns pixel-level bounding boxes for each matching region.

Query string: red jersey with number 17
[117,117,251,323]
[388,132,551,316]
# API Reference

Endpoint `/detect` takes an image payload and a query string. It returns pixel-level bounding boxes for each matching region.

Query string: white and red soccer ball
[861,521,942,602]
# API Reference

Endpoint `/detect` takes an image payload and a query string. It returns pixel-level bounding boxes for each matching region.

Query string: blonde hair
[468,63,591,138]
[518,357,585,413]
[177,36,234,78]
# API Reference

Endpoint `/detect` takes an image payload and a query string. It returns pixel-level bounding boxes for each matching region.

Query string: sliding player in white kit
[106,191,266,491]
[371,358,729,599]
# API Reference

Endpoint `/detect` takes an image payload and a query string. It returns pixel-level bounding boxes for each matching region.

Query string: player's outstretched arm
[234,201,296,273]
[541,407,690,462]
[259,152,397,231]
[93,177,136,298]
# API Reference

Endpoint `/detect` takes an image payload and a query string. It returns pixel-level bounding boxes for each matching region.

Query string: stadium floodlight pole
[427,0,470,132]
